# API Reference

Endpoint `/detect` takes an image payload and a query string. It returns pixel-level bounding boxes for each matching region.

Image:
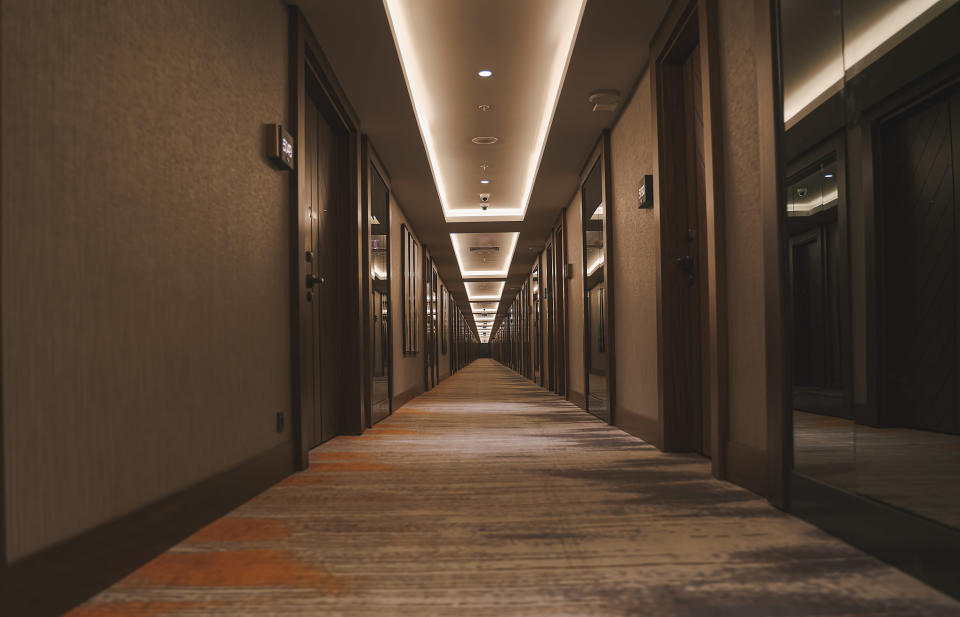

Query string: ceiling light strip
[383,0,586,222]
[450,232,519,279]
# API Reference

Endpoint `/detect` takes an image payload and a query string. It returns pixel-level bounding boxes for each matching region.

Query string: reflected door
[369,166,391,424]
[879,93,960,435]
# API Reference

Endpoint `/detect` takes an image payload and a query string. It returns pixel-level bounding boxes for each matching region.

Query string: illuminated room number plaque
[267,124,294,171]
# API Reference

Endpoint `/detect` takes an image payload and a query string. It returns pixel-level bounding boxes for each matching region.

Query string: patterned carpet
[65,360,960,616]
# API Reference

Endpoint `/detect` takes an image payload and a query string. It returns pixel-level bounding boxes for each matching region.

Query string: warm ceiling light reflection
[382,0,586,222]
[784,0,946,124]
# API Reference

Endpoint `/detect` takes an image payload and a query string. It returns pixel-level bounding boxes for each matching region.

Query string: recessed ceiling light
[471,136,499,145]
[477,104,492,112]
[824,173,834,178]
[478,69,493,77]
[480,179,490,184]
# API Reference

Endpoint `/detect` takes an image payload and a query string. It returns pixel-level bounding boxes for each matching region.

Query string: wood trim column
[754,0,790,508]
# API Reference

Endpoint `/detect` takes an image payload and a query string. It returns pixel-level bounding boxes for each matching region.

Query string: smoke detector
[588,89,621,112]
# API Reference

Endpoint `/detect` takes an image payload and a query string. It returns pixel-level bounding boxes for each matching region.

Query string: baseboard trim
[725,440,767,496]
[569,389,587,410]
[391,384,424,411]
[1,441,294,617]
[616,408,662,449]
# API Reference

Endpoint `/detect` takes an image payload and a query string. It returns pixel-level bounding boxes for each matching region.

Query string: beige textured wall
[390,197,425,400]
[565,194,585,398]
[608,73,660,422]
[1,0,291,560]
[715,0,768,450]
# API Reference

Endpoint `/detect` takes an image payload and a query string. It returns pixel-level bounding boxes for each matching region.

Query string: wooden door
[657,23,709,454]
[305,93,340,446]
[879,92,960,434]
[545,243,555,392]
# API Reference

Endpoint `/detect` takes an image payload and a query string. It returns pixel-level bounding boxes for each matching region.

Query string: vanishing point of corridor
[67,361,960,617]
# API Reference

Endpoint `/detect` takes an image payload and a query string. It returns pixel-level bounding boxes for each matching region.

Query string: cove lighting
[465,280,505,302]
[450,232,519,279]
[382,0,586,222]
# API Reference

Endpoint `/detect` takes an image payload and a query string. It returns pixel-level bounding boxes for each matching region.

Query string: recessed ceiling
[297,0,671,334]
[383,0,586,222]
[451,232,519,280]
[464,281,505,302]
[471,301,499,313]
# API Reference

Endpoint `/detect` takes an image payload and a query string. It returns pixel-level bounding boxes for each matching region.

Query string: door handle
[675,255,695,273]
[306,273,323,288]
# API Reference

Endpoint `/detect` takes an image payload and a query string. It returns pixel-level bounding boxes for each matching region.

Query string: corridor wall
[608,72,660,440]
[500,0,780,496]
[1,0,293,562]
[390,196,426,410]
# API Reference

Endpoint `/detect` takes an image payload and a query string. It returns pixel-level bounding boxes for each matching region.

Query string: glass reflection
[532,263,541,386]
[782,0,960,530]
[583,157,609,421]
[370,168,390,424]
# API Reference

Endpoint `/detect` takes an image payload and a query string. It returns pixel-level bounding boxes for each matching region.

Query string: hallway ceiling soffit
[296,0,670,331]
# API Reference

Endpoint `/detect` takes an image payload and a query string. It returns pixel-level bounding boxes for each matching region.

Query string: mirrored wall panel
[781,0,960,531]
[370,167,391,424]
[582,156,609,421]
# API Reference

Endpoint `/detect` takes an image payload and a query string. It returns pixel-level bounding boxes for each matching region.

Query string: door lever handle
[675,255,695,272]
[306,273,322,288]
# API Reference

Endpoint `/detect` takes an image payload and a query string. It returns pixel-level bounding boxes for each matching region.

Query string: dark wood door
[545,243,555,392]
[791,228,826,387]
[305,94,340,446]
[879,92,960,434]
[660,40,708,454]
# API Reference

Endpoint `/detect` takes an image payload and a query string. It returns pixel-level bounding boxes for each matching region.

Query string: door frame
[289,7,364,470]
[579,132,617,424]
[361,138,394,428]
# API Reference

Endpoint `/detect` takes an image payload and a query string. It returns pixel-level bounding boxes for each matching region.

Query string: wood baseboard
[1,441,294,617]
[725,440,767,496]
[615,408,662,449]
[569,389,587,410]
[391,384,424,411]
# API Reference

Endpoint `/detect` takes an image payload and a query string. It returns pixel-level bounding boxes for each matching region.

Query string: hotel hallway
[65,360,960,617]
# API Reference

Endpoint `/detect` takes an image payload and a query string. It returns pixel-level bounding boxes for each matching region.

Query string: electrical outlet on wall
[276,411,285,433]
